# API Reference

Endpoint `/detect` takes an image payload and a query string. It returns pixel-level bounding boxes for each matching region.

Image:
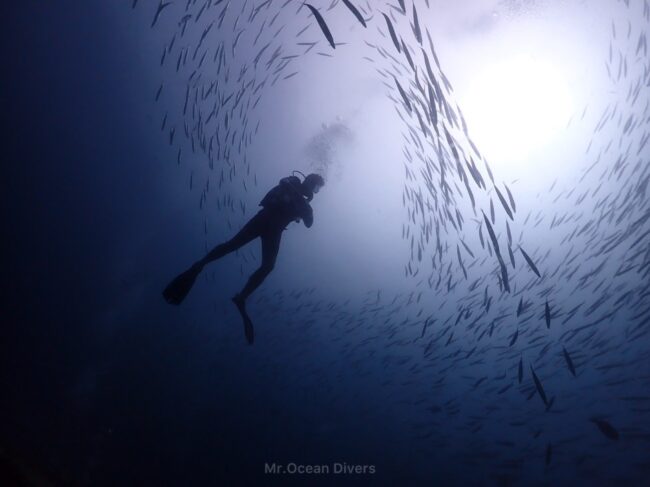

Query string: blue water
[2,1,649,486]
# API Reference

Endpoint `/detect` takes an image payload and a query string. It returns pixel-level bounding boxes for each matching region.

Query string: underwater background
[2,0,650,485]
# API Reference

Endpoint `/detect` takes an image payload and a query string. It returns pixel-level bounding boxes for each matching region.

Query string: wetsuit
[202,176,313,300]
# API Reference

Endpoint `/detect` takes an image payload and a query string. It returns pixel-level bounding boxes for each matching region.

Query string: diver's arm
[302,203,313,228]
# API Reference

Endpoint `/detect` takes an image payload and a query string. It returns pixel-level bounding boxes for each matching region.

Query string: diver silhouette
[163,172,325,344]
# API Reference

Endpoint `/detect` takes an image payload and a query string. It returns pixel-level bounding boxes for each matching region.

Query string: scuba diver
[163,172,325,344]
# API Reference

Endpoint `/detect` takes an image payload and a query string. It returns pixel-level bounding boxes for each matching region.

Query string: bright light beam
[460,54,573,171]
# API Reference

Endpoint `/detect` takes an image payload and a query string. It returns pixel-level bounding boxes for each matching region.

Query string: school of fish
[134,0,650,484]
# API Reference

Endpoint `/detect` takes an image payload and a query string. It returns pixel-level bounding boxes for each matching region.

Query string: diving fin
[162,263,202,305]
[232,295,254,344]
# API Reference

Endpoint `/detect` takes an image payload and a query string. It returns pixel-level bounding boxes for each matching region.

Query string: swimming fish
[151,0,171,28]
[520,247,542,278]
[305,4,336,49]
[382,13,402,53]
[341,0,366,28]
[590,418,619,440]
[530,365,549,406]
[562,347,576,377]
[509,328,519,347]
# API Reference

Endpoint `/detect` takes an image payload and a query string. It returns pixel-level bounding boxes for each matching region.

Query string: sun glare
[460,54,573,170]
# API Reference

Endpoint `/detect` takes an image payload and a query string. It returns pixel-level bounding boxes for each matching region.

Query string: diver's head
[301,173,325,201]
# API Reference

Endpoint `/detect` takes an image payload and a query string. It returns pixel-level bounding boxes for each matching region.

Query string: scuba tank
[259,172,305,210]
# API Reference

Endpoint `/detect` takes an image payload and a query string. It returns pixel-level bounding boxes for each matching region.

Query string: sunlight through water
[460,53,574,170]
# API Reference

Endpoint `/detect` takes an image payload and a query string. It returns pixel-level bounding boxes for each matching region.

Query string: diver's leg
[163,213,263,305]
[234,229,282,304]
[198,214,263,267]
[232,228,280,344]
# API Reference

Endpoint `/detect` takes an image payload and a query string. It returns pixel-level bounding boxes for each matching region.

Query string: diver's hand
[302,204,313,228]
